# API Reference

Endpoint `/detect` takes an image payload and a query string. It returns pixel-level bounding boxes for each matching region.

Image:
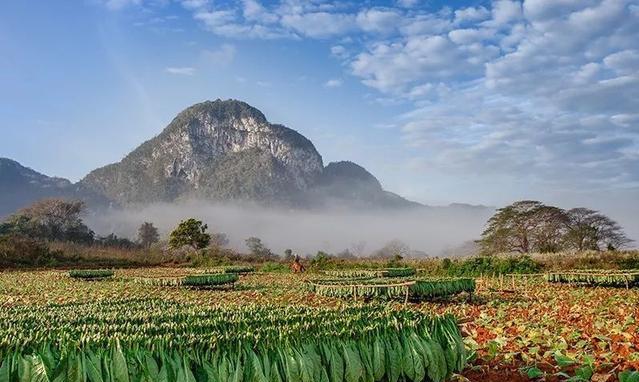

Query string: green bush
[438,255,542,276]
[182,273,238,287]
[69,269,114,279]
[385,267,416,277]
[410,278,475,298]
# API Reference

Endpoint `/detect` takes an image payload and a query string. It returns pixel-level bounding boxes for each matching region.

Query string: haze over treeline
[86,201,494,257]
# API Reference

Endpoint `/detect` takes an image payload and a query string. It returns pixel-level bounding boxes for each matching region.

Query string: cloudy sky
[1,0,638,218]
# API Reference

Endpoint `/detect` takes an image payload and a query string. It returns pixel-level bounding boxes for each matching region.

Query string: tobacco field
[0,269,638,381]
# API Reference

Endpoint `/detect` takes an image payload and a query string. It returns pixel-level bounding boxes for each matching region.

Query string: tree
[95,233,138,249]
[370,239,410,259]
[480,201,632,254]
[137,222,160,249]
[1,198,94,243]
[283,248,295,262]
[528,205,569,253]
[169,219,210,250]
[210,232,229,248]
[245,237,276,259]
[479,200,569,254]
[564,208,631,251]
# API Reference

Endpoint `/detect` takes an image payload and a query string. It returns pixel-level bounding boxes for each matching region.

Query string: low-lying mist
[86,201,494,257]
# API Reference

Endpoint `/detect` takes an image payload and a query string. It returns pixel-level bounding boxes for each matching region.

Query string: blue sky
[1,0,638,217]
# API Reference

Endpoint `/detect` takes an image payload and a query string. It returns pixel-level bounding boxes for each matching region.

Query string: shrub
[69,269,114,279]
[182,273,238,287]
[435,255,542,276]
[0,234,53,267]
[204,265,255,274]
[259,261,290,273]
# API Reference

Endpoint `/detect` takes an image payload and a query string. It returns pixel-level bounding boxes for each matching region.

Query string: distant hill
[1,99,494,216]
[78,99,419,209]
[0,158,109,217]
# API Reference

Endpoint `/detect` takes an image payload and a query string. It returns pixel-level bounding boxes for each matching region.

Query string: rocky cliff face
[80,100,324,205]
[2,99,423,212]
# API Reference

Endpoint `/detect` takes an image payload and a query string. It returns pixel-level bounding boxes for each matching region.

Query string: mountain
[0,158,110,218]
[79,99,418,208]
[1,100,423,212]
[79,100,323,206]
[307,161,421,209]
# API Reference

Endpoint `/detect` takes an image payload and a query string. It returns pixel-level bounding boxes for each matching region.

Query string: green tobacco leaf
[574,365,593,381]
[554,352,576,368]
[525,367,544,379]
[619,370,639,382]
[112,344,130,382]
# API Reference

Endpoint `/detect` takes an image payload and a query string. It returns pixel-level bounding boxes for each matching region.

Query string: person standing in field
[291,254,306,273]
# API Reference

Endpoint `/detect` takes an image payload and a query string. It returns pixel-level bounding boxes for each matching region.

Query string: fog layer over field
[86,202,494,256]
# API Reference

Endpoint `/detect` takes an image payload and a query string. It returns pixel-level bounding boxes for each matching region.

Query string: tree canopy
[0,198,94,243]
[245,237,277,260]
[168,219,211,250]
[479,200,630,254]
[137,222,160,249]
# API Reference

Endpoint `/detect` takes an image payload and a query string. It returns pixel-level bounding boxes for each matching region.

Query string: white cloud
[454,6,490,24]
[488,0,522,26]
[165,67,196,75]
[242,0,279,23]
[330,45,348,59]
[604,50,639,75]
[280,12,355,38]
[193,6,290,38]
[194,10,236,29]
[324,79,342,88]
[399,13,451,36]
[351,34,492,93]
[448,28,493,45]
[343,0,639,192]
[356,9,402,34]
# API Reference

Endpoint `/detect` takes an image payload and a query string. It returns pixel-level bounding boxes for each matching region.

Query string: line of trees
[0,199,166,251]
[479,200,631,254]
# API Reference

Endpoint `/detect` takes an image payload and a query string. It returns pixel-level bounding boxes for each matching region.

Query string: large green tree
[480,201,631,254]
[564,208,631,251]
[169,219,210,250]
[479,200,568,254]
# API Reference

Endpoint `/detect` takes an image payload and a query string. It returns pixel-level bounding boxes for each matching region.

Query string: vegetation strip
[322,267,416,278]
[131,273,238,287]
[309,277,475,300]
[546,271,639,287]
[199,265,255,274]
[410,278,476,298]
[0,299,466,382]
